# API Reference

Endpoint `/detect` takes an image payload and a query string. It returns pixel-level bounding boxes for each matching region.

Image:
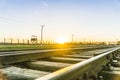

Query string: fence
[0,38,56,45]
[0,38,116,45]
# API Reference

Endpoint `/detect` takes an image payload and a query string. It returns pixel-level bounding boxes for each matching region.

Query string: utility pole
[40,25,44,45]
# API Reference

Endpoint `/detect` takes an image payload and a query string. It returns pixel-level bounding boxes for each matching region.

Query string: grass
[0,44,114,52]
[0,44,77,52]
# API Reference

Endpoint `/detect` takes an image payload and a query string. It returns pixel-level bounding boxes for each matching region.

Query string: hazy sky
[0,0,120,42]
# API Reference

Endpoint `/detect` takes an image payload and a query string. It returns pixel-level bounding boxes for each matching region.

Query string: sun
[55,37,68,44]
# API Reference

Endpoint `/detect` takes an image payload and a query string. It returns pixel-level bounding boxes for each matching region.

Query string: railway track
[0,46,119,80]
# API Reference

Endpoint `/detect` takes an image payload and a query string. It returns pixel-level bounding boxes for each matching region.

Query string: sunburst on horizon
[55,37,69,44]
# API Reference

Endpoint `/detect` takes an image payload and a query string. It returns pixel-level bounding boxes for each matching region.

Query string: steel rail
[35,47,120,80]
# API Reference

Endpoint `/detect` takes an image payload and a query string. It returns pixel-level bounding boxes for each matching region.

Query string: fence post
[27,40,29,45]
[4,38,6,44]
[17,39,19,45]
[23,39,25,45]
[10,38,13,44]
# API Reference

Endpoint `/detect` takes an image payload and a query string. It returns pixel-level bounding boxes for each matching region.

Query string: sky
[0,0,120,42]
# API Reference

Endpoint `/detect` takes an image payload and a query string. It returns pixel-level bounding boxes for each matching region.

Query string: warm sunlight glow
[55,37,68,44]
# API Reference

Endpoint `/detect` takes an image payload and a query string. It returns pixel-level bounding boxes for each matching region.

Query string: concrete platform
[0,66,50,80]
[24,61,71,72]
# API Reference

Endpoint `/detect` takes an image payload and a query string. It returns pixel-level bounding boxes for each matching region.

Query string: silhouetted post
[40,25,44,45]
[71,34,74,43]
[10,38,13,44]
[4,38,6,44]
[23,39,25,45]
[27,40,29,45]
[17,39,19,44]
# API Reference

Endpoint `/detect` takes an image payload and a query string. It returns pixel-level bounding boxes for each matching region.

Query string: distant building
[31,35,38,44]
